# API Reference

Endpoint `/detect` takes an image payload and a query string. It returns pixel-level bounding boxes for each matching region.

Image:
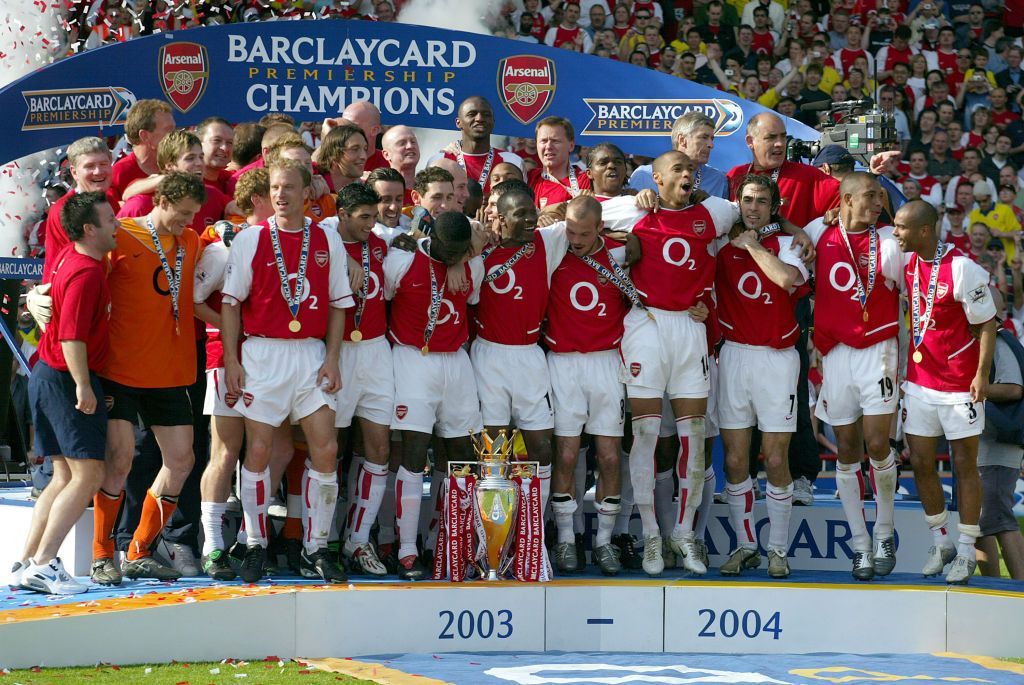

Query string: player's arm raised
[732,230,802,290]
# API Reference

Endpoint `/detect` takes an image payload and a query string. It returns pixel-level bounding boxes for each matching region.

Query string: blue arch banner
[0,20,817,166]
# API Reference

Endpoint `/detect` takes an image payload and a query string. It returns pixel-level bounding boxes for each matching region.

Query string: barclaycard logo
[20,87,136,131]
[581,99,744,137]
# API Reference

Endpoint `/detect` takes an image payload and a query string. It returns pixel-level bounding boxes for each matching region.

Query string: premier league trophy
[436,430,544,582]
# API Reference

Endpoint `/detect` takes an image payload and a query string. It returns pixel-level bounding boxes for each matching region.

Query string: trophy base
[485,570,499,581]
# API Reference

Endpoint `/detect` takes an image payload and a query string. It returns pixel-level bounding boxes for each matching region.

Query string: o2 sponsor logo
[438,608,514,640]
[697,609,782,641]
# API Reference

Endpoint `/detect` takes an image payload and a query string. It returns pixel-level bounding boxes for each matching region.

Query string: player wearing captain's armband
[221,159,354,584]
[892,200,998,585]
[715,175,810,580]
[803,172,903,581]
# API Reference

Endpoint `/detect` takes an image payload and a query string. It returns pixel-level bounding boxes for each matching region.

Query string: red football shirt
[110,152,148,204]
[222,221,354,340]
[527,165,593,209]
[342,233,389,342]
[545,238,629,353]
[716,234,809,349]
[38,244,111,372]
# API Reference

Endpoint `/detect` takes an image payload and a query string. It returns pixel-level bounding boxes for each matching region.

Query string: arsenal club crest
[936,282,949,299]
[314,250,329,268]
[629,362,641,378]
[497,55,556,125]
[395,405,409,420]
[859,253,870,268]
[523,242,537,259]
[159,42,209,114]
[225,392,239,408]
[242,392,254,407]
[692,220,706,236]
[372,247,384,263]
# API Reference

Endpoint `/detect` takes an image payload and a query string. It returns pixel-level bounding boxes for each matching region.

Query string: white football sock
[836,461,870,553]
[240,466,271,548]
[765,481,794,554]
[303,468,338,554]
[629,415,661,538]
[673,416,706,539]
[869,449,897,539]
[595,497,621,547]
[925,509,952,549]
[551,493,577,544]
[396,466,423,560]
[695,466,716,541]
[349,461,388,545]
[200,501,227,556]
[726,477,756,550]
[957,523,981,560]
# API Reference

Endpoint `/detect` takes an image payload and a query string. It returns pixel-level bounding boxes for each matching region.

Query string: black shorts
[100,377,194,428]
[978,465,1021,537]
[29,361,107,460]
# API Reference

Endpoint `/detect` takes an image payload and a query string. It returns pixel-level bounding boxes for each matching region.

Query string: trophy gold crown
[471,429,518,462]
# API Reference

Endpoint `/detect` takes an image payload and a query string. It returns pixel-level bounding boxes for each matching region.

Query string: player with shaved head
[892,200,997,584]
[803,171,904,581]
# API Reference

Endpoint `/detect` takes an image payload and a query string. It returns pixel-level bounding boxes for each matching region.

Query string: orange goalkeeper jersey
[100,217,199,388]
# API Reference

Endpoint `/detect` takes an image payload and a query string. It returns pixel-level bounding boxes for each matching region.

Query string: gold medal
[912,350,923,364]
[289,319,302,333]
[350,329,363,342]
[646,310,655,321]
[421,345,430,355]
[862,311,869,322]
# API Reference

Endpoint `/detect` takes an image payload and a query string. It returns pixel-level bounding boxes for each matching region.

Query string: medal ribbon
[580,247,650,314]
[911,242,945,351]
[483,242,532,284]
[542,165,581,197]
[837,216,878,312]
[145,217,185,334]
[455,142,496,187]
[269,216,312,322]
[353,241,371,332]
[424,249,446,350]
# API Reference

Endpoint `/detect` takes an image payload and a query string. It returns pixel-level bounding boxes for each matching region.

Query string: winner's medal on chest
[269,216,312,334]
[838,217,878,322]
[911,243,945,365]
[350,241,371,342]
[145,217,185,336]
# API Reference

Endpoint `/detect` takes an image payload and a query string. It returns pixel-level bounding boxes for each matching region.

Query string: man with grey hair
[628,111,728,198]
[43,137,114,283]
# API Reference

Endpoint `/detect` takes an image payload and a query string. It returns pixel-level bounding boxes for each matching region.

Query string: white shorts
[471,339,554,431]
[203,368,242,418]
[814,339,898,426]
[391,345,483,438]
[620,308,709,400]
[718,343,799,433]
[902,393,984,440]
[658,356,719,439]
[335,335,394,429]
[239,337,334,426]
[547,350,625,438]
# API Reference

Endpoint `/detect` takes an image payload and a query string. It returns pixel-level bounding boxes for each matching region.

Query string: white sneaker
[22,558,88,595]
[8,559,28,589]
[166,543,201,577]
[668,533,708,575]
[792,477,814,506]
[343,540,388,577]
[945,554,976,585]
[642,534,664,576]
[922,544,956,577]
